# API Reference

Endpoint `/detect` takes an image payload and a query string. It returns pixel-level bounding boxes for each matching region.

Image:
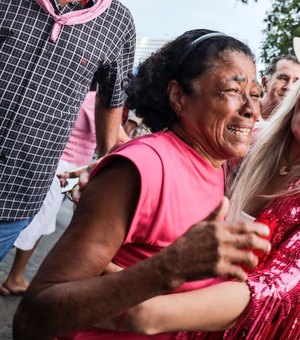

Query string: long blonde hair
[228,80,300,221]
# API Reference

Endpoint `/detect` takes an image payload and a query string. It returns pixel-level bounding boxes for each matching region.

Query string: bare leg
[1,240,40,295]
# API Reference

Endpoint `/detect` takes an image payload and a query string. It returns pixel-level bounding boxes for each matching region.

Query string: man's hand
[57,161,99,204]
[58,126,130,204]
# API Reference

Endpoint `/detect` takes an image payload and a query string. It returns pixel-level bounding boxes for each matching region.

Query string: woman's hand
[154,198,271,288]
[95,199,271,335]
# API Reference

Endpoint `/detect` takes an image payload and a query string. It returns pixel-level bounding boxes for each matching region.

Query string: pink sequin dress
[176,183,300,340]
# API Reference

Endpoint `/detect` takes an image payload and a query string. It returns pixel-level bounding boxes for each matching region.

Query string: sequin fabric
[175,183,300,340]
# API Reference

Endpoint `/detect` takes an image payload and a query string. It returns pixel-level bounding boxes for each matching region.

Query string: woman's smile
[226,125,252,136]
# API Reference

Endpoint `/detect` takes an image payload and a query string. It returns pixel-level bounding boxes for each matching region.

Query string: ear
[261,75,269,92]
[167,80,186,118]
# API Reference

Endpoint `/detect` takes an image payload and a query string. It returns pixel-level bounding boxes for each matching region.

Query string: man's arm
[94,91,124,157]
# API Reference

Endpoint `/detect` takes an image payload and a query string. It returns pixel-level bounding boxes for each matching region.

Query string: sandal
[0,282,26,296]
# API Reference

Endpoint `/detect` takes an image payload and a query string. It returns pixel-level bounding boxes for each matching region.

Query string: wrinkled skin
[170,52,261,165]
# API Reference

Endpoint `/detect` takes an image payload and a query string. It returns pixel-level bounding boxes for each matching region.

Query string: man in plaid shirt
[0,0,136,261]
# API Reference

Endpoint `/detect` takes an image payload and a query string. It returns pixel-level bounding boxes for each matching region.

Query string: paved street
[0,199,73,340]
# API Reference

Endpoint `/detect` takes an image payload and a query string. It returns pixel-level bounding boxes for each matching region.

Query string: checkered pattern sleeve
[94,6,136,108]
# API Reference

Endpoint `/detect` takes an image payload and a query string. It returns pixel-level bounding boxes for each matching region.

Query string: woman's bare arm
[116,281,250,334]
[13,158,146,339]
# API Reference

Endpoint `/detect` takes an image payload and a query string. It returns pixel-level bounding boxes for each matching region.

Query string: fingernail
[261,226,270,236]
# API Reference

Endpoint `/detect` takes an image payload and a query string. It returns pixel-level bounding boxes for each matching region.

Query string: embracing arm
[116,281,250,334]
[113,231,300,336]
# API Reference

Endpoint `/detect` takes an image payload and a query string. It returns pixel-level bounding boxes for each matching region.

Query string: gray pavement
[0,199,73,340]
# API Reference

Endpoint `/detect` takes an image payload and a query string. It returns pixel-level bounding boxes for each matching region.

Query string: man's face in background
[261,59,300,118]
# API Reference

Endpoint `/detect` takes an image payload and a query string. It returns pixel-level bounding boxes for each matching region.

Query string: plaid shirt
[0,0,135,220]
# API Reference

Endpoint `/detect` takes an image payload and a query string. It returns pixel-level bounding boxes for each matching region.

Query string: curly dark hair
[125,29,255,132]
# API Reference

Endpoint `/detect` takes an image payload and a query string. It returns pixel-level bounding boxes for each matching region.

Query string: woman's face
[292,91,300,143]
[174,51,261,162]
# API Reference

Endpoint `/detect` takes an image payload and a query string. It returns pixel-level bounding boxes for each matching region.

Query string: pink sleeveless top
[64,131,225,340]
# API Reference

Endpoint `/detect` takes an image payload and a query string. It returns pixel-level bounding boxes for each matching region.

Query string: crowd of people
[0,1,300,340]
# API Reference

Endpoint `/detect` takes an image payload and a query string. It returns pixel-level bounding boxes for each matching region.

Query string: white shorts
[14,160,77,250]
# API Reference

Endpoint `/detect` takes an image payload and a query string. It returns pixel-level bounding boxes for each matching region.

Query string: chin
[227,145,249,159]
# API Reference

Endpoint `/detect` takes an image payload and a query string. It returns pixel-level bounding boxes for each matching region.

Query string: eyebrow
[226,75,247,82]
[277,73,290,78]
[277,73,300,82]
[223,76,260,87]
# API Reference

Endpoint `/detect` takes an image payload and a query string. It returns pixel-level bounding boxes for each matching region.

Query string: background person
[0,0,135,262]
[260,55,300,120]
[13,29,270,340]
[123,110,152,138]
[0,91,97,296]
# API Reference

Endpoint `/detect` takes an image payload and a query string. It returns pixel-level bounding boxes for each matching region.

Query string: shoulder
[90,135,165,180]
[108,137,165,173]
[91,131,196,179]
[108,0,135,29]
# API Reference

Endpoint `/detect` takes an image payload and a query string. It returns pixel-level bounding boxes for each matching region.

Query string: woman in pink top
[111,80,300,340]
[14,30,270,340]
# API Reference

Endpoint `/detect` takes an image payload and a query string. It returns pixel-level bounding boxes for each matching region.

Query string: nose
[240,94,259,120]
